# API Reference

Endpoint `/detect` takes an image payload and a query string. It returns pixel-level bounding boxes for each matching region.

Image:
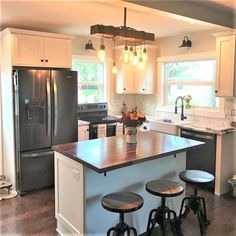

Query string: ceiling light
[112,38,117,74]
[90,7,155,66]
[85,40,95,51]
[97,38,106,61]
[179,36,192,48]
[90,8,155,42]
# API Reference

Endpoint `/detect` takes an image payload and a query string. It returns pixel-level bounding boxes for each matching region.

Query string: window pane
[72,60,106,104]
[167,85,219,108]
[166,60,215,82]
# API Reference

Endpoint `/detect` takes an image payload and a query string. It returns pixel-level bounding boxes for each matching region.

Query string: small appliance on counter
[78,102,121,139]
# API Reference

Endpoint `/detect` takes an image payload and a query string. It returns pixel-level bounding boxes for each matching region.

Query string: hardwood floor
[0,188,57,235]
[0,186,236,235]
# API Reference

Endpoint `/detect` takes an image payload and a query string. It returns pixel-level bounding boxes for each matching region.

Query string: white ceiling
[0,0,229,39]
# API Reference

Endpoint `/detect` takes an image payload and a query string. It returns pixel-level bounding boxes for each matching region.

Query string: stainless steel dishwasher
[180,128,216,191]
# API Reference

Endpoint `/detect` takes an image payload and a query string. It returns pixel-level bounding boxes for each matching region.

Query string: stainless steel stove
[78,102,121,139]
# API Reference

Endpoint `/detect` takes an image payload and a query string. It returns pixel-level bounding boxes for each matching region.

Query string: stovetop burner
[78,103,120,124]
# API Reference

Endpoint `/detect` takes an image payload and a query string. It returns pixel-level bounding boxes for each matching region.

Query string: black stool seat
[179,170,214,184]
[101,191,143,236]
[146,179,184,197]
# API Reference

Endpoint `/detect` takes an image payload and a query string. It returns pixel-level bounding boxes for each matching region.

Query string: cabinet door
[216,35,236,97]
[116,63,135,94]
[78,125,89,141]
[134,66,146,94]
[12,34,44,66]
[44,37,72,68]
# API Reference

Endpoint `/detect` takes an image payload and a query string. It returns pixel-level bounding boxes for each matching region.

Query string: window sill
[156,105,226,119]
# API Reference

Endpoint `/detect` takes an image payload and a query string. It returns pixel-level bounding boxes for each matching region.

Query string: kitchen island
[53,131,204,235]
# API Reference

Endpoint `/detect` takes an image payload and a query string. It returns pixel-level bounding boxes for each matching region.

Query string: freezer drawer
[18,149,54,193]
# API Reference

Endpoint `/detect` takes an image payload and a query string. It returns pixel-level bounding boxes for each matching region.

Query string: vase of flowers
[120,107,146,144]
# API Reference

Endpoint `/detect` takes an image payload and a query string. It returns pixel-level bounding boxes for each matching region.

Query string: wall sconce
[85,40,95,51]
[179,36,192,48]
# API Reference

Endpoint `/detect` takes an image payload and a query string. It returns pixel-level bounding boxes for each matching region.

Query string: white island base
[54,152,186,236]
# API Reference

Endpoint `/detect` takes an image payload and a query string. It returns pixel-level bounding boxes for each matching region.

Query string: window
[72,58,106,104]
[163,59,219,108]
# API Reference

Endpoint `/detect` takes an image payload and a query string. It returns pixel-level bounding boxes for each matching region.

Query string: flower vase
[126,127,137,144]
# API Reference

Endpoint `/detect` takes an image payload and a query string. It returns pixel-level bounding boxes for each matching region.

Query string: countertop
[53,131,204,173]
[179,124,236,135]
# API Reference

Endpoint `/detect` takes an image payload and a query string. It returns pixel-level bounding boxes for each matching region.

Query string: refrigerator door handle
[46,77,51,137]
[53,77,58,136]
[21,151,54,158]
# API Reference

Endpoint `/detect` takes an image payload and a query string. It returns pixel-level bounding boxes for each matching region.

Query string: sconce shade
[85,40,95,50]
[179,36,192,48]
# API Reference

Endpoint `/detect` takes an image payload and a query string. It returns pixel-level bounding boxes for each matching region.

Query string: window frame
[72,55,108,104]
[156,52,225,118]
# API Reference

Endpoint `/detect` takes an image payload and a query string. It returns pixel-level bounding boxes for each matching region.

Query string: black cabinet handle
[142,88,145,91]
[45,59,48,62]
[123,88,126,91]
[215,90,218,93]
[41,59,44,62]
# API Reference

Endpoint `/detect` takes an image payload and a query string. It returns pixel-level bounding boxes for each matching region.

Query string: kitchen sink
[149,119,191,135]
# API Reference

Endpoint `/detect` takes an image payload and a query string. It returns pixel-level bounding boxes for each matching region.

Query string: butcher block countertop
[53,131,204,173]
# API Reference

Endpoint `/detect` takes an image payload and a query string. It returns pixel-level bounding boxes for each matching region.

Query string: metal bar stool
[145,179,184,236]
[101,191,144,236]
[178,170,214,236]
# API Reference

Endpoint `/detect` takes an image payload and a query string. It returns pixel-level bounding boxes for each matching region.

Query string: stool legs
[178,185,210,236]
[146,197,181,236]
[107,212,137,236]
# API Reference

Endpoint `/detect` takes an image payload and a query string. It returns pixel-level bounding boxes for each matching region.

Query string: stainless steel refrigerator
[13,68,78,194]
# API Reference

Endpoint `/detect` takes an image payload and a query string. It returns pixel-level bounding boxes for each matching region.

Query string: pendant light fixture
[112,38,117,74]
[90,7,155,66]
[97,37,106,61]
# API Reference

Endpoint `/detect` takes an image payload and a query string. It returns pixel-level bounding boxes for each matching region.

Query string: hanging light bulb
[138,57,144,69]
[142,47,148,62]
[133,50,138,65]
[112,62,117,74]
[129,46,134,62]
[112,38,117,74]
[122,44,129,64]
[97,38,106,61]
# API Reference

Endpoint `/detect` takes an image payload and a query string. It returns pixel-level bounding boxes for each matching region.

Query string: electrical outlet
[231,109,236,117]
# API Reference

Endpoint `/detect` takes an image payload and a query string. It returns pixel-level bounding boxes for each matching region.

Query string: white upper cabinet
[115,47,156,94]
[215,33,236,97]
[10,28,73,68]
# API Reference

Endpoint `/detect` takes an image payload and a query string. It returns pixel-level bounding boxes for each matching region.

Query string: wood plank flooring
[0,185,236,235]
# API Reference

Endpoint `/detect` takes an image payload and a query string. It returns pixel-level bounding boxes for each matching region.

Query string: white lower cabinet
[55,152,84,235]
[78,125,89,141]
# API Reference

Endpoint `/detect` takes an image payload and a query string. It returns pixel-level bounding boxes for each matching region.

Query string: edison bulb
[112,63,117,74]
[97,49,106,61]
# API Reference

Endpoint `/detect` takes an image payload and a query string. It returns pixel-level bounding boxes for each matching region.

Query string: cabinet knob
[45,59,48,62]
[142,88,145,91]
[215,90,218,93]
[41,59,44,62]
[123,88,126,91]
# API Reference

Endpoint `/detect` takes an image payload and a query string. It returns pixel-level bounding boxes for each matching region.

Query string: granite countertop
[53,131,204,173]
[179,124,236,135]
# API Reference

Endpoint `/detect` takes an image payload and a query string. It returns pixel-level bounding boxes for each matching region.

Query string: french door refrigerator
[13,68,78,194]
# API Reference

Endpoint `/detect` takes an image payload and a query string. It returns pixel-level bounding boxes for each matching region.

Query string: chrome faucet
[175,96,187,121]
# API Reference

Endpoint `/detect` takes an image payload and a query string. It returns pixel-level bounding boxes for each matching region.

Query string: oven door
[107,123,117,137]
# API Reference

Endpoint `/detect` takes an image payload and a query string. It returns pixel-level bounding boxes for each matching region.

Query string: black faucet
[175,96,187,121]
